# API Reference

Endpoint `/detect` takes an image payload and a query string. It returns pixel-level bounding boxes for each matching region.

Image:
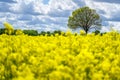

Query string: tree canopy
[68,6,101,34]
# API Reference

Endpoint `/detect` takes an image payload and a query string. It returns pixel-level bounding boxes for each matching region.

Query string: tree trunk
[85,29,88,34]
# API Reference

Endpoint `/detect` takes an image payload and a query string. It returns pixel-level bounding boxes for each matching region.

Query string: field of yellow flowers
[0,31,120,80]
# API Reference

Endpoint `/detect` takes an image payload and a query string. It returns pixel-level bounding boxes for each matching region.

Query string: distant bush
[23,30,38,36]
[0,28,5,35]
[39,30,65,36]
[92,30,100,35]
[0,27,109,36]
[52,30,63,36]
[39,31,47,36]
[100,32,107,36]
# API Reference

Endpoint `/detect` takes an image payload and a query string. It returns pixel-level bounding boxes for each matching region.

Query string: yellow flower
[3,22,14,35]
[80,30,86,35]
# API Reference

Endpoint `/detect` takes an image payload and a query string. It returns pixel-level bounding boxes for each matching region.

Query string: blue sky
[0,0,120,32]
[43,0,49,4]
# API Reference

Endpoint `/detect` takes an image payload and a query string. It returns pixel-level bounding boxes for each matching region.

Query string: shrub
[23,30,38,36]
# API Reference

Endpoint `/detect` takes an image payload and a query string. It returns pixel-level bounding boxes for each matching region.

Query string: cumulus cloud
[86,1,120,20]
[10,1,41,15]
[0,0,120,32]
[7,0,78,31]
[84,0,120,31]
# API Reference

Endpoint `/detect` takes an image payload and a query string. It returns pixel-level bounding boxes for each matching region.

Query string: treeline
[0,28,107,36]
[0,28,66,36]
[0,22,107,36]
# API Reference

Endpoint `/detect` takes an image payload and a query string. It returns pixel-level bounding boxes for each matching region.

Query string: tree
[68,6,101,34]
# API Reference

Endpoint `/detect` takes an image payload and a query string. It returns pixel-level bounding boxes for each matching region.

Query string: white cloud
[11,0,41,15]
[108,21,120,31]
[0,0,120,32]
[84,0,120,32]
[101,26,110,32]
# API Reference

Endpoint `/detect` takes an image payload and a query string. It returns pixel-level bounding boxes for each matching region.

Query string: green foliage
[39,30,65,36]
[53,30,63,36]
[0,28,5,35]
[39,31,47,36]
[92,30,100,35]
[23,30,38,36]
[68,6,101,34]
[0,28,66,36]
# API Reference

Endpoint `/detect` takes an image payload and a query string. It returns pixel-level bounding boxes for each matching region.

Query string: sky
[0,0,120,32]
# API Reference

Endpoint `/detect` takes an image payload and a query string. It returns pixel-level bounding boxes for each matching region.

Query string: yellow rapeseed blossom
[0,31,120,80]
[15,29,24,35]
[3,22,14,35]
